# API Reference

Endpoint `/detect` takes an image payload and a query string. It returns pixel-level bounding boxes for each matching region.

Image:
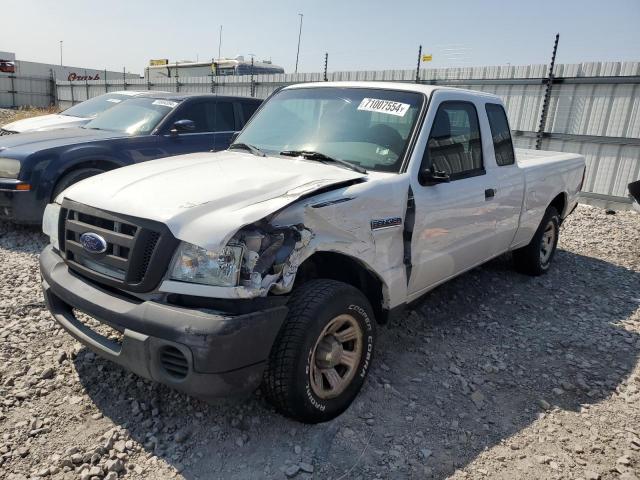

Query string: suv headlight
[169,242,243,287]
[0,157,20,178]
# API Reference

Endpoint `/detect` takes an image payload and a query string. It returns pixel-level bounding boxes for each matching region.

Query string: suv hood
[3,113,88,133]
[62,150,367,249]
[0,127,124,158]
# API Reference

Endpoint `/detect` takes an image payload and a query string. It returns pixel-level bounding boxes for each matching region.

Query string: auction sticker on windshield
[357,98,410,117]
[152,99,178,108]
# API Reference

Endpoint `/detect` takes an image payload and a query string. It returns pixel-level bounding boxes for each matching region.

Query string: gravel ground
[0,205,639,480]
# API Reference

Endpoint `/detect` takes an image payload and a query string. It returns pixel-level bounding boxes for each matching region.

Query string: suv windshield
[233,87,424,172]
[83,97,178,135]
[62,93,137,118]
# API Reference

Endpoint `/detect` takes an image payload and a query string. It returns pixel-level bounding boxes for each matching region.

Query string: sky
[2,0,639,75]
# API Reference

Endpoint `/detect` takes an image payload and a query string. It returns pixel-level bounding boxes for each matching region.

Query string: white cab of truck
[40,82,586,423]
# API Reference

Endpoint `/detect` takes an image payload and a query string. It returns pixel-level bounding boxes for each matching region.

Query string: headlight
[169,242,243,287]
[0,157,20,179]
[42,203,61,251]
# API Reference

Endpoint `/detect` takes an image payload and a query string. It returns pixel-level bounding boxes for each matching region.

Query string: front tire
[52,167,105,200]
[262,279,376,423]
[513,206,560,276]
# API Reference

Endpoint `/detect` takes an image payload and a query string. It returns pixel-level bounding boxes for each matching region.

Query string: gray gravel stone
[0,193,638,480]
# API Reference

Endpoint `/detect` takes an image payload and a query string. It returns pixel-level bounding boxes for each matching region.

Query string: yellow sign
[422,54,433,62]
[149,59,169,66]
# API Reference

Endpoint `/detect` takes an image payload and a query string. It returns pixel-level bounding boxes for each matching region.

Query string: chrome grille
[60,200,179,293]
[0,128,17,136]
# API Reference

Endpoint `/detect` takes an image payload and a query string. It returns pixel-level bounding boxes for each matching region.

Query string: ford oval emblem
[79,232,108,254]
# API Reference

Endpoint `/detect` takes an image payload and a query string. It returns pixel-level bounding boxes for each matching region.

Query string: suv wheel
[52,167,105,200]
[262,279,376,423]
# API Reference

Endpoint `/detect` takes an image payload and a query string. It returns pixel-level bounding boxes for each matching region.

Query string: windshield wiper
[228,142,266,157]
[279,150,367,174]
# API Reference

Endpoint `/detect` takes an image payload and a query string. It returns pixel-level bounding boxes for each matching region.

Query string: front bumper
[40,245,288,398]
[0,179,43,224]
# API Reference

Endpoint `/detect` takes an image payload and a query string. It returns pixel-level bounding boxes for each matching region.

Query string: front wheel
[262,279,376,423]
[51,167,105,200]
[513,206,560,276]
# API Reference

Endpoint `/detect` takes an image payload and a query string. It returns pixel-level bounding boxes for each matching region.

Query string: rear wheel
[513,206,560,275]
[262,279,376,423]
[52,167,105,200]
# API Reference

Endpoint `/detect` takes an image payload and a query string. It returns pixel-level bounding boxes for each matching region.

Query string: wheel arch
[293,251,390,324]
[49,158,123,201]
[549,191,567,219]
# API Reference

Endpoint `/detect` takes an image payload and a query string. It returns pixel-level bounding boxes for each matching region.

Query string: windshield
[234,87,424,172]
[83,97,178,135]
[62,93,137,118]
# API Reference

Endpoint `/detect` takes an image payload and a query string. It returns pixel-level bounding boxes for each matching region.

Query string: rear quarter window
[485,103,515,166]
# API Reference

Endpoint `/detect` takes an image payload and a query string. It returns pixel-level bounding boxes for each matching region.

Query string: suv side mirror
[419,167,450,186]
[170,119,196,135]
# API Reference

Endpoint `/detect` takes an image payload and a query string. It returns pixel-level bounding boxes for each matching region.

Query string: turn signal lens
[15,183,31,191]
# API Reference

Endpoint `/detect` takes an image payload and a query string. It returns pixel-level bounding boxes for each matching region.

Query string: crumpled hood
[62,150,367,249]
[3,113,88,133]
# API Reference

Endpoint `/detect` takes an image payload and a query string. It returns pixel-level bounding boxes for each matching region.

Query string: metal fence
[0,73,55,108]
[54,61,640,206]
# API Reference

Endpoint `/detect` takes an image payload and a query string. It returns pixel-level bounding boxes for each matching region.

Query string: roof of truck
[285,81,502,100]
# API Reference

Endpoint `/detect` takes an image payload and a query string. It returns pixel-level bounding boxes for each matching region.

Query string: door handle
[485,188,496,199]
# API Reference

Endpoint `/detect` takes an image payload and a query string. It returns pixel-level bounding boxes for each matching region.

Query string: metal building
[145,56,284,81]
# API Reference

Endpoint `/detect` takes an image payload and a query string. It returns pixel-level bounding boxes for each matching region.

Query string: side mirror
[170,119,196,135]
[419,167,450,186]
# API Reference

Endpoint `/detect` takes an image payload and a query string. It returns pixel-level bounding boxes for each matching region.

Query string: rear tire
[52,168,105,200]
[513,206,560,276]
[262,279,376,423]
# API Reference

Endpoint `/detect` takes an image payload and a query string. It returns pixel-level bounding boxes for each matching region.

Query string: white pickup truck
[39,82,585,423]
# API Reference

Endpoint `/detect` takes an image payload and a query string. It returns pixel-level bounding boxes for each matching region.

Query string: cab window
[422,101,483,180]
[485,103,515,166]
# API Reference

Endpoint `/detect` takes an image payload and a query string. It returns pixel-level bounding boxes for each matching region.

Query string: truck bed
[510,148,585,249]
[516,148,583,169]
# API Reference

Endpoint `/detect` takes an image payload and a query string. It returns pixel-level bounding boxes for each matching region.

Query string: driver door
[407,92,498,298]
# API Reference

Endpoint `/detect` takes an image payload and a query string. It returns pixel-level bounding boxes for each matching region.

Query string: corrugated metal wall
[54,61,640,204]
[0,73,54,108]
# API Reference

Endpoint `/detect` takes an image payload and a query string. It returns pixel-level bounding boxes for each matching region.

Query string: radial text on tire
[262,279,376,423]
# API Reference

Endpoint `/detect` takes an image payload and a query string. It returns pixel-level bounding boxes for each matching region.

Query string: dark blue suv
[0,93,262,224]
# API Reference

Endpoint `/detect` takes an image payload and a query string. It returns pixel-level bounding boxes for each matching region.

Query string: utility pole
[59,40,63,66]
[218,25,223,60]
[295,13,303,73]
